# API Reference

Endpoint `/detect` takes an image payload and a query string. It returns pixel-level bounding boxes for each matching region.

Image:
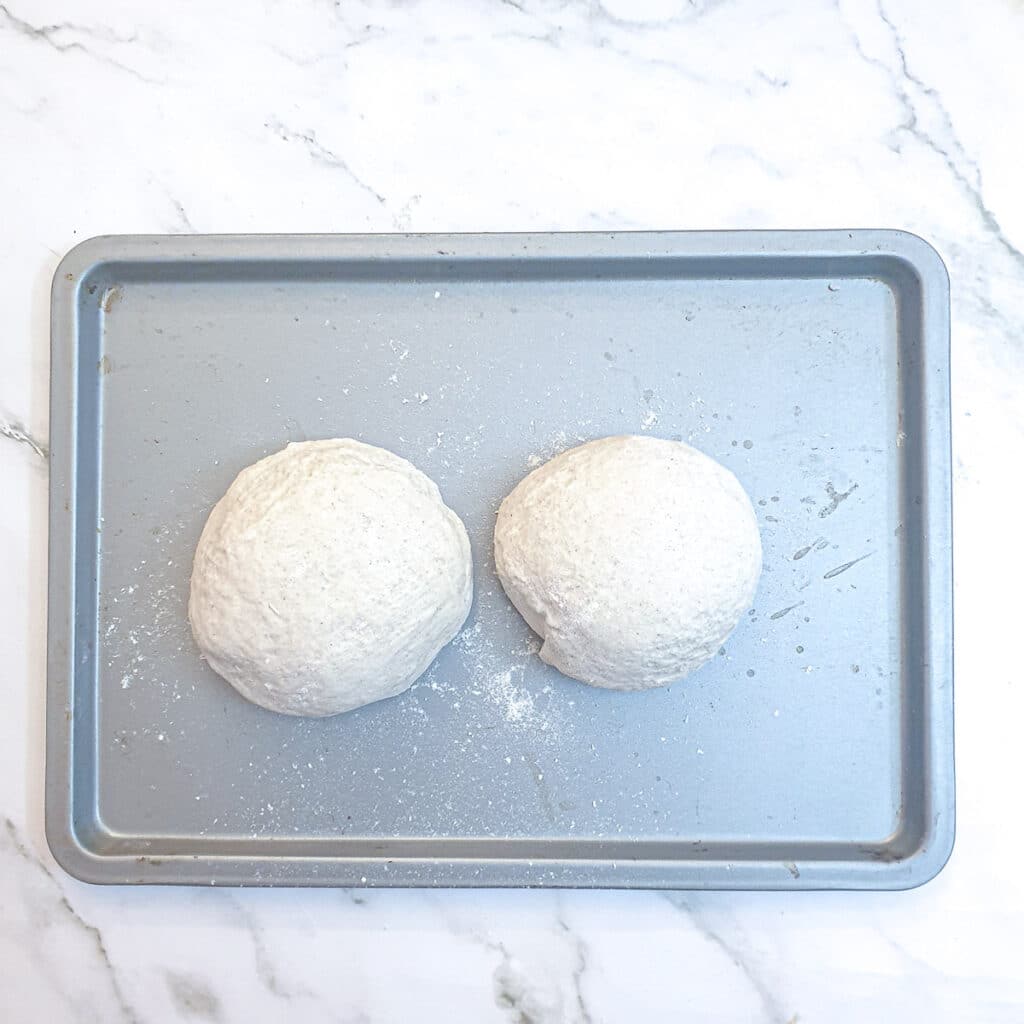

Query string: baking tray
[47,231,953,888]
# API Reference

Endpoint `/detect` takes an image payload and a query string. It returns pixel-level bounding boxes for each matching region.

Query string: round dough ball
[189,439,472,717]
[494,435,761,691]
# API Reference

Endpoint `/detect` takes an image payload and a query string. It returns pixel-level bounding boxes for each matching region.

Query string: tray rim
[46,229,954,889]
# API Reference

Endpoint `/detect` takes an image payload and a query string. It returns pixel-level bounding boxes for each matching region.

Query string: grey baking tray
[47,231,953,888]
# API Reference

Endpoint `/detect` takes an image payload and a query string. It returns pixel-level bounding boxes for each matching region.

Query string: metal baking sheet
[47,231,953,888]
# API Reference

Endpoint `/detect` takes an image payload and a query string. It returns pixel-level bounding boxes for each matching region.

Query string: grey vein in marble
[875,1,1024,269]
[556,914,593,1024]
[3,818,139,1022]
[444,906,594,1024]
[663,893,792,1024]
[267,118,386,205]
[492,941,565,1024]
[499,2,712,85]
[224,894,319,1005]
[1,416,48,460]
[841,0,1023,269]
[341,886,369,906]
[165,970,222,1021]
[0,1,159,84]
[167,194,196,233]
[586,0,727,33]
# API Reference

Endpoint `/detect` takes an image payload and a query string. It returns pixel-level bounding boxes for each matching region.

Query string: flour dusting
[486,667,540,726]
[445,607,556,736]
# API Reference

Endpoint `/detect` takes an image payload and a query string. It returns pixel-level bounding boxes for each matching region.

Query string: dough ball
[189,439,472,717]
[494,435,761,691]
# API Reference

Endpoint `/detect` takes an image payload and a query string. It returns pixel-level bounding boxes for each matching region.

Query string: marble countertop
[2,0,1023,1020]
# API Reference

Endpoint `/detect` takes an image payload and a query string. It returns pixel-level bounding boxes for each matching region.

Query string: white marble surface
[2,0,1023,1019]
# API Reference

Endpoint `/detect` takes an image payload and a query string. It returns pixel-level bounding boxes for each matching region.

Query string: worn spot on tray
[819,481,858,518]
[824,552,873,579]
[770,602,804,620]
[98,355,113,375]
[784,861,800,878]
[527,757,556,826]
[100,285,123,313]
[793,537,827,561]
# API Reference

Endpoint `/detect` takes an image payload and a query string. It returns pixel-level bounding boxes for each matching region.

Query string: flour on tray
[445,611,556,735]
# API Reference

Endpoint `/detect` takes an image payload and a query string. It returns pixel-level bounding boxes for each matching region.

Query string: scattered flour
[445,611,555,735]
[102,517,194,716]
[525,426,591,469]
[486,667,538,726]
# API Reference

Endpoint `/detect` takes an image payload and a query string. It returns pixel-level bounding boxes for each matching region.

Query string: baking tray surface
[47,230,953,887]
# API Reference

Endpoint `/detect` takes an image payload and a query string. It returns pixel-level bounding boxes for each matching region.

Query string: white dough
[189,439,472,716]
[494,435,762,690]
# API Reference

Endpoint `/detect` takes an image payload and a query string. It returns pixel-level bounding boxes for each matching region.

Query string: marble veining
[0,418,48,459]
[2,0,1023,1020]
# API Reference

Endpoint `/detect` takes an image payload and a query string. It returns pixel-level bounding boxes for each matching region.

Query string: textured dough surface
[494,435,762,690]
[189,439,472,716]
